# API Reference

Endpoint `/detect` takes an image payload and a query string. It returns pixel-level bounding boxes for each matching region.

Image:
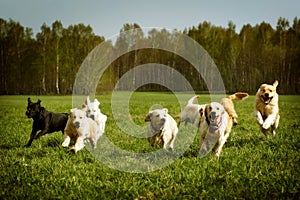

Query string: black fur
[25,98,68,147]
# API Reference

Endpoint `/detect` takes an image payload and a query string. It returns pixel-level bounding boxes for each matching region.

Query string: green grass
[0,93,299,199]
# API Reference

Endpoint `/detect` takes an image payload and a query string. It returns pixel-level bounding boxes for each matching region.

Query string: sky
[0,0,299,39]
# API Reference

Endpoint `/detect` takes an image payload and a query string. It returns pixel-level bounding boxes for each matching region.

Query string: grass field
[0,93,299,199]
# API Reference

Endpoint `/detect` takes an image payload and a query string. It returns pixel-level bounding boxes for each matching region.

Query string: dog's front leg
[262,113,277,130]
[62,134,71,148]
[254,110,264,126]
[72,136,85,153]
[25,128,38,147]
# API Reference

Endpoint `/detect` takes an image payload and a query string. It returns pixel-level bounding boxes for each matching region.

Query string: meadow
[0,93,299,199]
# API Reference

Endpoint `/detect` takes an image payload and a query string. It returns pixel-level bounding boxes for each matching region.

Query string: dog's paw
[257,117,264,126]
[262,121,271,130]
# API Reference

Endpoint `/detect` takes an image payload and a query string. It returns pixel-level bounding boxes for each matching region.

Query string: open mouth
[210,115,219,126]
[261,95,273,104]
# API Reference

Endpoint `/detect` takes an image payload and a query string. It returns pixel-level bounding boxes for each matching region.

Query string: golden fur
[254,80,280,136]
[220,92,249,125]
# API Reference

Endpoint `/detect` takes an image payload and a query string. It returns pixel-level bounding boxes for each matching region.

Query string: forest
[0,17,299,95]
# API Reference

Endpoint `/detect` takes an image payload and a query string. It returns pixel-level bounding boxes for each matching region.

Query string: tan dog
[254,80,280,136]
[145,108,178,151]
[220,92,249,125]
[178,95,206,127]
[199,102,231,157]
[62,108,101,153]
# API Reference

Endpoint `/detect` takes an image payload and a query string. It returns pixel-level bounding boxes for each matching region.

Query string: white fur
[62,108,101,153]
[85,96,107,135]
[199,102,231,157]
[178,95,206,127]
[145,108,178,151]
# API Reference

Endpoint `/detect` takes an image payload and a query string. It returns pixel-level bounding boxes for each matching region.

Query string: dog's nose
[90,115,95,120]
[74,122,80,129]
[264,93,269,98]
[211,112,216,120]
[160,118,166,124]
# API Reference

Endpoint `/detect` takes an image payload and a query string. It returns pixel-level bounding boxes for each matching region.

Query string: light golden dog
[220,92,249,125]
[254,80,280,136]
[145,108,178,151]
[199,92,248,157]
[62,108,101,153]
[199,102,231,157]
[178,95,206,127]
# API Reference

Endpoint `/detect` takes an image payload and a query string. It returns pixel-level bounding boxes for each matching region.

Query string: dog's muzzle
[261,93,273,104]
[74,122,80,129]
[90,115,95,120]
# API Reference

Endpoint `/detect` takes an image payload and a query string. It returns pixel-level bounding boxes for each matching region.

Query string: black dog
[25,98,68,147]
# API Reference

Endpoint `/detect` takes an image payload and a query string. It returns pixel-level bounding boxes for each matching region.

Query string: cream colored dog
[199,102,232,157]
[254,80,280,136]
[145,108,178,151]
[62,108,101,153]
[178,95,206,127]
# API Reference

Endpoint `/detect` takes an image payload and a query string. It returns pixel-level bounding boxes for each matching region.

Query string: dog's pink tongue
[264,98,270,104]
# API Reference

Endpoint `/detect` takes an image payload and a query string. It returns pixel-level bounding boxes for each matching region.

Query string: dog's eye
[94,110,96,112]
[262,89,266,92]
[87,110,91,113]
[80,117,83,119]
[156,114,160,117]
[269,90,272,92]
[217,107,220,110]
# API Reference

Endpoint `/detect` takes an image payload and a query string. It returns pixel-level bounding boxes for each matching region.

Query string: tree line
[0,17,299,95]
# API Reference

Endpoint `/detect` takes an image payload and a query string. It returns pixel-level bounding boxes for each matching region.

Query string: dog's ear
[199,107,204,117]
[37,99,41,105]
[204,104,210,125]
[145,112,152,122]
[86,96,91,105]
[163,108,168,114]
[82,103,87,112]
[27,97,32,104]
[94,99,100,107]
[70,108,76,113]
[273,80,279,88]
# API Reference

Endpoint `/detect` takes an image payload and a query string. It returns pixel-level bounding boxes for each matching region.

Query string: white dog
[178,95,206,127]
[85,96,107,134]
[254,80,280,136]
[62,108,101,153]
[145,108,178,151]
[199,102,232,157]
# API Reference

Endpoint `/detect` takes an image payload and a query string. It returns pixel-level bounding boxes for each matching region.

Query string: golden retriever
[220,92,249,125]
[199,102,231,157]
[199,92,248,157]
[254,80,280,136]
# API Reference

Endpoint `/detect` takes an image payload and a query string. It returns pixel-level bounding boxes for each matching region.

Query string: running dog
[178,95,206,127]
[25,98,68,147]
[145,108,178,151]
[199,102,232,157]
[220,92,249,125]
[62,108,101,153]
[85,96,107,134]
[254,80,280,136]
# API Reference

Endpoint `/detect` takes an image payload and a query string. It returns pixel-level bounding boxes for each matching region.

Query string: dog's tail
[228,92,249,101]
[187,95,199,105]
